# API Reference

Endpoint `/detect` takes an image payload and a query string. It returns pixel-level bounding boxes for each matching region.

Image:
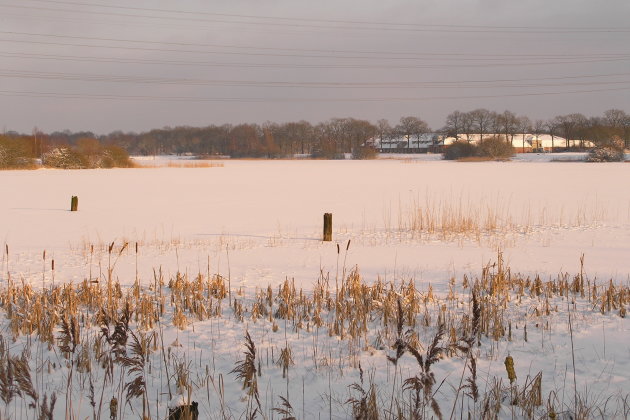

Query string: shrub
[586,135,625,162]
[312,139,344,159]
[587,147,624,162]
[101,145,134,168]
[443,141,476,160]
[44,144,133,169]
[0,136,35,169]
[43,147,88,169]
[352,146,378,160]
[476,136,514,159]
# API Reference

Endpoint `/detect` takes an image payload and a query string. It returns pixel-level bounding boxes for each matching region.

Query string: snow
[0,157,628,419]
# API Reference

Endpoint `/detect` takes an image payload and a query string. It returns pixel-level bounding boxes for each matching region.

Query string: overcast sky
[1,0,629,134]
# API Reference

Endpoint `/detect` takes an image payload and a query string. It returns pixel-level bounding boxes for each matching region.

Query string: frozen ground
[0,156,629,419]
[3,157,629,286]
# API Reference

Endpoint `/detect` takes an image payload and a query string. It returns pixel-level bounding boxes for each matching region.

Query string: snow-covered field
[1,156,629,419]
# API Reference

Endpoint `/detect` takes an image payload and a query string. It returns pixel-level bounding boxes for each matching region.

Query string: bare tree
[376,119,392,150]
[532,120,545,137]
[284,121,314,155]
[517,116,532,152]
[603,108,628,128]
[497,110,520,144]
[461,112,475,143]
[469,108,495,142]
[557,113,588,149]
[554,115,574,149]
[443,111,464,139]
[545,118,559,152]
[346,119,377,152]
[604,109,630,148]
[396,116,429,149]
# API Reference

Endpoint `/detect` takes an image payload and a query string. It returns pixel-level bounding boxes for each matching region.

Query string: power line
[1,86,629,102]
[3,30,628,60]
[2,38,630,68]
[3,50,630,71]
[2,68,630,89]
[6,0,630,33]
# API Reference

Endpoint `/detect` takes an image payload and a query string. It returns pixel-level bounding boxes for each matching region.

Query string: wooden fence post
[71,196,78,212]
[323,213,332,241]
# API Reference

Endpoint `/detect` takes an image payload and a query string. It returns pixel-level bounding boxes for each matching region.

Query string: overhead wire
[1,37,629,67]
[1,0,627,112]
[1,68,630,89]
[3,30,629,59]
[1,86,629,102]
[3,0,630,33]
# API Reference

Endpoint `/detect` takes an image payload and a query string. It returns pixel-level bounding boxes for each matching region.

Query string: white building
[368,133,444,153]
[442,134,593,152]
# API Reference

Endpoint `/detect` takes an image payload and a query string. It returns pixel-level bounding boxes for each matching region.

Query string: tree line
[2,109,628,165]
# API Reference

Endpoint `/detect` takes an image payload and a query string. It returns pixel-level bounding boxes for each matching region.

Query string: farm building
[367,133,595,154]
[442,134,594,153]
[368,133,444,153]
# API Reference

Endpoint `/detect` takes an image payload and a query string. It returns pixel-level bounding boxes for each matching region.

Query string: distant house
[442,134,593,153]
[512,134,594,152]
[511,134,567,153]
[368,133,444,153]
[367,133,595,154]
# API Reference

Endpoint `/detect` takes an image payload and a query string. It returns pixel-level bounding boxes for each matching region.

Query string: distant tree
[314,118,375,155]
[571,113,589,148]
[281,121,315,155]
[469,109,495,142]
[395,116,429,149]
[345,118,377,152]
[532,119,545,137]
[555,113,587,149]
[517,116,532,151]
[32,127,45,160]
[0,135,35,168]
[553,115,572,149]
[76,137,102,167]
[227,124,263,157]
[461,112,475,142]
[262,126,281,158]
[497,110,520,144]
[442,111,465,138]
[101,145,133,168]
[376,119,393,143]
[316,120,343,157]
[603,109,630,148]
[544,118,559,152]
[603,109,628,128]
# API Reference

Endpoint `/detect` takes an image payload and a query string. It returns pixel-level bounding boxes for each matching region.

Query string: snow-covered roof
[441,133,597,148]
[368,133,442,149]
[370,133,595,149]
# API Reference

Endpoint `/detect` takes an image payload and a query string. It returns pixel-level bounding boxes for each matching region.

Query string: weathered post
[71,196,78,212]
[323,213,332,241]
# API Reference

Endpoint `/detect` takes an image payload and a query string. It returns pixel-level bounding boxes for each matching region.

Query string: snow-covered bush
[43,147,87,169]
[43,144,133,168]
[586,135,625,162]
